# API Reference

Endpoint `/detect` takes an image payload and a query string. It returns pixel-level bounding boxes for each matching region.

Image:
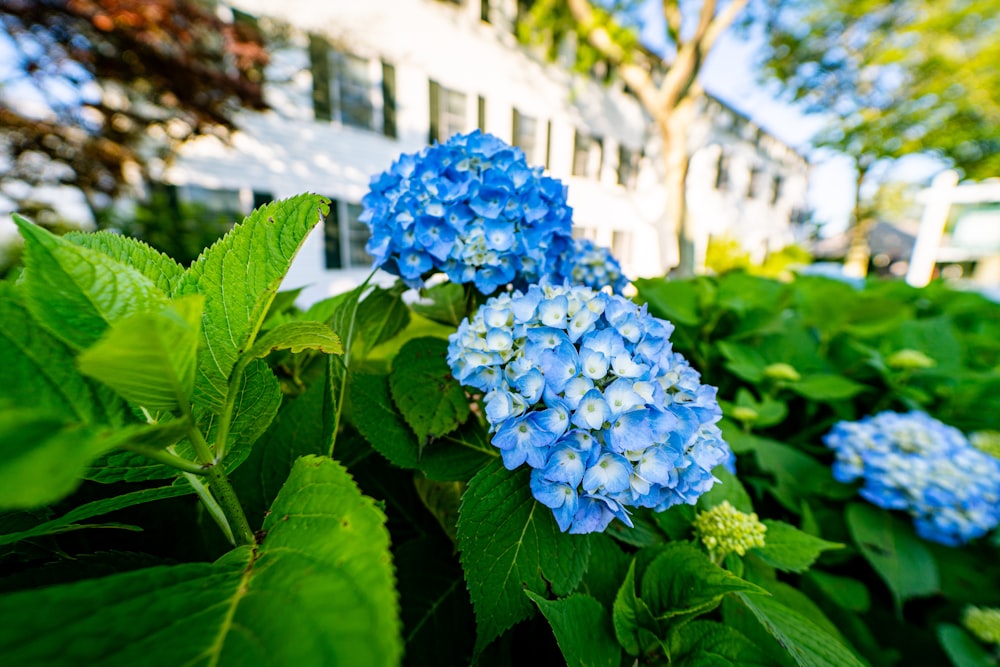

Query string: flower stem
[205,464,255,546]
[183,472,235,545]
[119,442,208,476]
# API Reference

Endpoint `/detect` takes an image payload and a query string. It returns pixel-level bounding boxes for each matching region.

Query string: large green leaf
[349,372,494,481]
[937,624,995,667]
[527,592,622,667]
[0,286,125,425]
[578,533,631,609]
[389,337,469,449]
[789,374,866,401]
[735,593,866,667]
[0,410,119,510]
[64,230,184,294]
[845,503,939,611]
[633,278,701,326]
[410,281,470,326]
[0,456,402,666]
[612,558,662,657]
[77,296,204,412]
[177,194,328,411]
[242,321,342,362]
[673,620,772,667]
[12,214,167,350]
[353,283,411,354]
[752,521,843,573]
[457,460,591,654]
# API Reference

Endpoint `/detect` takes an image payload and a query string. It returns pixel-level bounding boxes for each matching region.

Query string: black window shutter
[545,120,552,169]
[429,80,441,143]
[381,61,397,139]
[512,108,520,146]
[323,199,342,269]
[309,35,332,122]
[477,95,486,132]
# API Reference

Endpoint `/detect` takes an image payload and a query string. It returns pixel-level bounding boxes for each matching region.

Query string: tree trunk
[660,96,697,276]
[843,162,871,278]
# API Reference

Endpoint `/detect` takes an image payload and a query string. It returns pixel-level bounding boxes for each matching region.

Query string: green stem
[328,269,378,457]
[205,464,255,547]
[183,472,235,545]
[120,442,208,476]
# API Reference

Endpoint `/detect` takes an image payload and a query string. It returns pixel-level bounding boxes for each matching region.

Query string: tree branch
[663,0,682,47]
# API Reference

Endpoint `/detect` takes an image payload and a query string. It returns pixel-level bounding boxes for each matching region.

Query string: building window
[309,35,394,137]
[480,0,491,22]
[545,120,552,170]
[611,230,633,265]
[512,109,538,163]
[748,165,763,198]
[771,174,783,205]
[617,145,640,189]
[323,199,372,270]
[478,95,486,132]
[429,80,468,143]
[715,151,729,191]
[572,130,603,178]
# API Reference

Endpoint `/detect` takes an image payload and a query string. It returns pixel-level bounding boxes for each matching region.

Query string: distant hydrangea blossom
[447,283,732,534]
[360,130,573,294]
[549,237,630,294]
[823,410,1000,546]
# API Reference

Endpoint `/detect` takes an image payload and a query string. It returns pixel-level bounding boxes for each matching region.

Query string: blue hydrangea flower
[549,237,630,294]
[360,130,574,294]
[447,283,732,534]
[823,411,1000,546]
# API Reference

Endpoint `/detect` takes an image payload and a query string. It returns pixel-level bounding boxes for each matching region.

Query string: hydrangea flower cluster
[549,237,630,294]
[360,130,573,294]
[823,410,1000,546]
[447,282,731,534]
[693,501,767,562]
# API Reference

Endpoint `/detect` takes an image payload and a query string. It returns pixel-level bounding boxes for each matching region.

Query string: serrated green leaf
[937,624,995,667]
[457,459,591,654]
[674,620,772,667]
[612,558,662,657]
[845,503,939,611]
[0,456,402,666]
[790,374,866,401]
[753,521,843,573]
[413,476,464,544]
[349,372,494,481]
[633,278,701,326]
[77,296,204,412]
[640,543,768,629]
[527,592,622,667]
[0,482,192,546]
[0,285,126,425]
[12,213,168,350]
[735,593,866,667]
[177,194,328,411]
[579,533,631,609]
[697,467,753,513]
[355,283,411,354]
[242,321,343,362]
[0,410,118,510]
[64,230,184,294]
[389,337,469,449]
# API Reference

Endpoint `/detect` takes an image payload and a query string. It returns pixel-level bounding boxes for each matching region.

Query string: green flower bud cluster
[694,500,767,561]
[970,431,1000,460]
[886,349,936,370]
[963,606,1000,645]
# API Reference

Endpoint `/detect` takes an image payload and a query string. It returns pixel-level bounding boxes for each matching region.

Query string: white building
[158,0,808,304]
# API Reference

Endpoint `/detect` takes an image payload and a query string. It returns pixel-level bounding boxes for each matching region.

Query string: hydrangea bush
[360,130,573,294]
[447,283,731,532]
[823,410,1000,545]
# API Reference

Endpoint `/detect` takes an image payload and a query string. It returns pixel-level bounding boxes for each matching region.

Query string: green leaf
[674,620,772,667]
[937,624,995,667]
[0,410,118,510]
[242,321,343,362]
[527,592,622,667]
[804,571,870,613]
[349,372,494,481]
[354,283,411,353]
[640,543,767,628]
[413,476,464,544]
[0,482,192,546]
[752,521,843,573]
[634,278,701,326]
[77,296,204,412]
[0,456,402,666]
[64,230,184,294]
[177,194,328,411]
[697,467,753,513]
[735,593,866,667]
[457,459,591,654]
[411,281,470,326]
[845,503,939,611]
[389,337,469,449]
[612,558,662,657]
[717,341,767,383]
[579,533,631,609]
[12,213,167,350]
[0,285,125,425]
[790,374,866,401]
